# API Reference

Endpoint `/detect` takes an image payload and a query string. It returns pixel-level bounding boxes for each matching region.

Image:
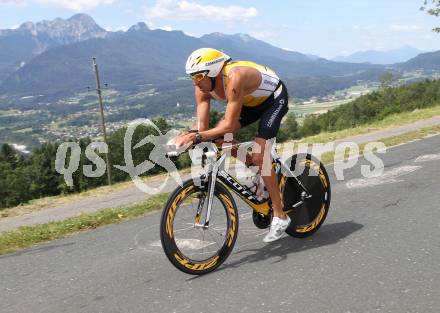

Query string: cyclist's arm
[198,72,243,140]
[194,88,211,132]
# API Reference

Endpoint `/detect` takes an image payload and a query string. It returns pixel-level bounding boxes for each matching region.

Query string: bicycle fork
[194,153,226,229]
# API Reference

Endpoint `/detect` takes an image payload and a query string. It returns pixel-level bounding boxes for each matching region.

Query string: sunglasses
[190,71,208,83]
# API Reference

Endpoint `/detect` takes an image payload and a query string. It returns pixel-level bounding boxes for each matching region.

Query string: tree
[379,71,395,89]
[0,161,32,208]
[209,109,224,129]
[0,144,18,169]
[421,0,440,32]
[29,143,62,198]
[278,112,298,142]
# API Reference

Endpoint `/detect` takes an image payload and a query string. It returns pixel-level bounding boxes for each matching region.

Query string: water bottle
[244,173,269,201]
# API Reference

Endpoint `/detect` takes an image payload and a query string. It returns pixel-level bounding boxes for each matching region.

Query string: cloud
[0,0,114,10]
[390,24,422,32]
[36,0,114,10]
[0,0,26,5]
[146,0,258,22]
[183,31,196,37]
[105,26,129,32]
[159,26,173,31]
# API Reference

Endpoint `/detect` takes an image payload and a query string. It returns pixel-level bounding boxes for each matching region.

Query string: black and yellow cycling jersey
[222,61,281,108]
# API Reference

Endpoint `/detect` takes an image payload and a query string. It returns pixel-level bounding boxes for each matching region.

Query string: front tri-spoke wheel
[160,179,239,275]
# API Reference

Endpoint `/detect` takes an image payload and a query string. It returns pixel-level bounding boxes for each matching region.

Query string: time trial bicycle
[160,141,331,275]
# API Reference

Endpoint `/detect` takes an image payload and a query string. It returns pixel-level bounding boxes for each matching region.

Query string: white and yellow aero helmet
[185,48,231,78]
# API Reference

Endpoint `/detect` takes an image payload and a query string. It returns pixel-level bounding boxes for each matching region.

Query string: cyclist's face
[194,76,211,92]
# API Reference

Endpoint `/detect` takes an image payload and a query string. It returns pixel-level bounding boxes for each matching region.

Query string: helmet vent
[185,48,230,78]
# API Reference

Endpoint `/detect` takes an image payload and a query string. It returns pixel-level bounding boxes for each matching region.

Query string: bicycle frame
[196,141,311,228]
[161,140,331,275]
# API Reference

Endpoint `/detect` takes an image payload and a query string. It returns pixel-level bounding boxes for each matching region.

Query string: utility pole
[92,57,112,186]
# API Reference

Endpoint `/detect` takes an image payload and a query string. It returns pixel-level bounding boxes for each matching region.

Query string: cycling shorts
[238,81,289,140]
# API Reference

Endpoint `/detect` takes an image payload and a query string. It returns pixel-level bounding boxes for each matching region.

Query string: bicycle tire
[281,153,331,238]
[160,179,239,275]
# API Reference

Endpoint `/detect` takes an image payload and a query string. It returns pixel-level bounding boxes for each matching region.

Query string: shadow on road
[228,220,362,268]
[187,220,363,280]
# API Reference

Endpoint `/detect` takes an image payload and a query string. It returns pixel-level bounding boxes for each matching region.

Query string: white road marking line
[346,165,422,189]
[414,153,440,163]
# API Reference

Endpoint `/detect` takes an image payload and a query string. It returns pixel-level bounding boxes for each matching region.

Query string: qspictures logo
[55,119,388,195]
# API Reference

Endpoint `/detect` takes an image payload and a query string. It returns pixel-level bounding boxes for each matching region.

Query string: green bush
[291,79,440,140]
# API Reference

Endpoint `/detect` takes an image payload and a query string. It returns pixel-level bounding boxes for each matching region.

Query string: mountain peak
[67,13,101,29]
[18,21,36,31]
[68,13,94,22]
[0,14,107,58]
[200,32,314,63]
[128,22,150,32]
[12,14,105,38]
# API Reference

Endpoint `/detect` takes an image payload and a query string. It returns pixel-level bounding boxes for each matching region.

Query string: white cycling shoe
[263,215,291,243]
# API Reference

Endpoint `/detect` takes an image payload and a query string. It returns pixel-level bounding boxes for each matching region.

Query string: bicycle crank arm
[284,201,304,213]
[284,191,313,213]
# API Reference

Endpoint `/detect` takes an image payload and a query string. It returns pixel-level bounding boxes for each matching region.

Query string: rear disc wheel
[281,154,331,238]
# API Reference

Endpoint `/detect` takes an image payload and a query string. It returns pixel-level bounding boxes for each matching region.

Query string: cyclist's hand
[167,132,195,150]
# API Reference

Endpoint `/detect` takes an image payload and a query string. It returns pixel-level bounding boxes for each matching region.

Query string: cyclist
[171,48,290,242]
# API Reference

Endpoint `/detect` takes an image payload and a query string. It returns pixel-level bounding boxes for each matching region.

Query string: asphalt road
[1,134,440,313]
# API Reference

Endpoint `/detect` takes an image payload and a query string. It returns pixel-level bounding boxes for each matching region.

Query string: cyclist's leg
[218,106,261,165]
[252,138,286,218]
[215,137,254,166]
[252,83,289,218]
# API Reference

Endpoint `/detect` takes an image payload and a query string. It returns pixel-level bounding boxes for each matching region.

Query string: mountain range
[397,50,440,71]
[332,46,424,64]
[0,14,107,82]
[0,14,438,109]
[0,14,382,99]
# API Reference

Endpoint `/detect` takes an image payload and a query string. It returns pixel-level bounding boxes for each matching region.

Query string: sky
[0,0,439,58]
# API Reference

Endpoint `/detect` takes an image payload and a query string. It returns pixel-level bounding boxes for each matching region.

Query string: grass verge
[298,105,440,144]
[1,168,191,219]
[320,124,440,164]
[0,193,169,255]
